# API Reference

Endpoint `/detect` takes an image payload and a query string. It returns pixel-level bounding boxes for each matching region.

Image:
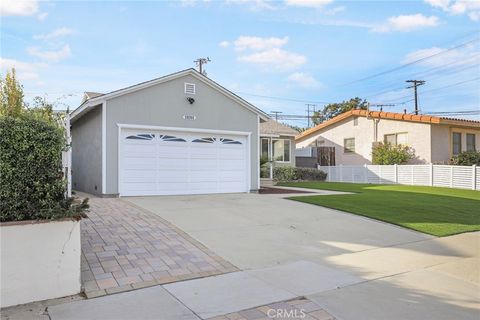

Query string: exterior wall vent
[184,83,196,95]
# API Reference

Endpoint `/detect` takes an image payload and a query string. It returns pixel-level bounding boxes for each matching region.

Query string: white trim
[117,124,252,196]
[257,115,260,190]
[260,134,280,138]
[117,123,251,136]
[117,125,122,197]
[260,133,297,138]
[101,102,106,194]
[71,69,269,122]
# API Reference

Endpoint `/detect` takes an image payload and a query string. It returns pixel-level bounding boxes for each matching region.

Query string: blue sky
[1,0,479,127]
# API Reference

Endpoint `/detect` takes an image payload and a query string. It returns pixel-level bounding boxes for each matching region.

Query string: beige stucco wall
[296,116,433,165]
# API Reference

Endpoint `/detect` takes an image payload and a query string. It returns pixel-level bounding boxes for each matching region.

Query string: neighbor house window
[272,139,290,162]
[261,138,270,159]
[353,117,359,126]
[452,132,462,155]
[384,132,408,146]
[467,133,476,151]
[344,138,355,153]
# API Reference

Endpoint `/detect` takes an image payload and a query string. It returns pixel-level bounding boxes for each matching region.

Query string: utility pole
[406,80,425,115]
[305,103,316,128]
[271,111,283,121]
[194,57,211,75]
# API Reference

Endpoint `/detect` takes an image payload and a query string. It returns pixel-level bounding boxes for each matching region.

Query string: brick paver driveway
[81,197,237,298]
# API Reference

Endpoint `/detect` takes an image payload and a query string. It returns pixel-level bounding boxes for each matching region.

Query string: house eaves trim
[70,68,269,122]
[295,109,480,142]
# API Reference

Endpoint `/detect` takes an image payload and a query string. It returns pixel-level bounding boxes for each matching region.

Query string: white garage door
[120,129,249,196]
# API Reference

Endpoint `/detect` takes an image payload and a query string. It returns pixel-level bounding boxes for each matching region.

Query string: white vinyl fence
[319,164,479,191]
[57,112,72,197]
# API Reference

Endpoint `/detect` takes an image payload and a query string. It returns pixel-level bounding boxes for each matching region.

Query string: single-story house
[70,68,269,197]
[259,119,298,179]
[295,109,480,165]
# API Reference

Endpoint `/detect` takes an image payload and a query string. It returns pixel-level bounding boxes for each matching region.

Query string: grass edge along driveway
[279,182,480,237]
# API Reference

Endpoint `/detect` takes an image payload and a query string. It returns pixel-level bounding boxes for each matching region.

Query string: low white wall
[0,219,81,308]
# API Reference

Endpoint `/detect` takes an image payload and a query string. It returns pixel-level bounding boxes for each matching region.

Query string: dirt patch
[259,187,313,194]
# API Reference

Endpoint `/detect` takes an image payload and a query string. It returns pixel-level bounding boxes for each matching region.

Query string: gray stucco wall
[71,106,102,195]
[104,74,260,195]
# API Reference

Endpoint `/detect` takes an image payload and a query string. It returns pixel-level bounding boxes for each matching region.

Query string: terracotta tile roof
[260,118,299,136]
[296,109,480,141]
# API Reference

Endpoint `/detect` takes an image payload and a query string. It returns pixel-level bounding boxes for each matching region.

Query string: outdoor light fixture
[187,97,195,104]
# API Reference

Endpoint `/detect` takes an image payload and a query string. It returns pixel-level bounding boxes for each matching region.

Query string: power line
[364,55,480,100]
[235,91,333,105]
[384,77,480,104]
[342,37,480,86]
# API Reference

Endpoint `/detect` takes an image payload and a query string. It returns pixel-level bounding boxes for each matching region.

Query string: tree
[372,143,415,165]
[312,97,368,125]
[0,68,25,117]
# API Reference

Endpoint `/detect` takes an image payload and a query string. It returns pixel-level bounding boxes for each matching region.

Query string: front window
[452,132,462,155]
[384,132,408,146]
[272,139,290,162]
[467,133,476,151]
[344,138,355,153]
[261,138,270,159]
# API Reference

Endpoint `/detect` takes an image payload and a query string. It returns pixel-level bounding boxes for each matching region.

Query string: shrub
[273,166,327,182]
[372,142,415,165]
[450,151,480,166]
[0,115,88,222]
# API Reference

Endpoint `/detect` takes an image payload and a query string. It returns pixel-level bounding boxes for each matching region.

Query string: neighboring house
[259,119,298,179]
[70,68,269,197]
[295,109,480,165]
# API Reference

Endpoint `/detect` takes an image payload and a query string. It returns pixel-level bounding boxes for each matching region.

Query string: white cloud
[238,48,307,70]
[234,36,289,51]
[372,14,439,32]
[180,0,197,7]
[424,0,480,21]
[219,41,230,48]
[37,11,48,20]
[0,58,46,81]
[469,10,480,21]
[324,5,345,15]
[0,0,38,16]
[287,72,321,88]
[225,0,276,11]
[285,0,333,9]
[33,27,74,41]
[424,0,451,10]
[27,45,72,62]
[403,46,480,68]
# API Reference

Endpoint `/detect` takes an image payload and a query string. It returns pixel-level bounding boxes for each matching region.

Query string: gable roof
[71,68,269,122]
[260,119,298,136]
[296,109,480,142]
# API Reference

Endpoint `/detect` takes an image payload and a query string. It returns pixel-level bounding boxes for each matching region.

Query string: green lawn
[279,182,480,237]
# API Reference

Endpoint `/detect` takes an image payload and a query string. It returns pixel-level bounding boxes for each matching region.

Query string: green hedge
[273,166,327,182]
[450,151,480,166]
[0,116,88,222]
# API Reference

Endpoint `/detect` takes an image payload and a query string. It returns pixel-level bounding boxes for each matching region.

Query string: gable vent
[184,83,196,95]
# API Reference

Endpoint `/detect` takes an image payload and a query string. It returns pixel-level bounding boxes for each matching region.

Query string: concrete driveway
[126,192,432,270]
[125,192,480,320]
